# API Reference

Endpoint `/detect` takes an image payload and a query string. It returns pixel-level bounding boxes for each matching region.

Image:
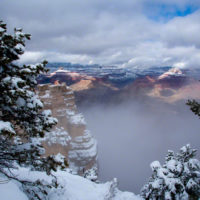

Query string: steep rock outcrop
[37,83,97,176]
[158,67,184,80]
[37,68,96,85]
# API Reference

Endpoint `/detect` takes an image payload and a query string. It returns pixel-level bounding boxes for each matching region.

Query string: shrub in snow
[84,166,98,182]
[140,144,200,200]
[0,20,67,199]
[187,99,200,118]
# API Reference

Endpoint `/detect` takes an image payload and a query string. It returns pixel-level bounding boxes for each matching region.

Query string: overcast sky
[1,0,200,68]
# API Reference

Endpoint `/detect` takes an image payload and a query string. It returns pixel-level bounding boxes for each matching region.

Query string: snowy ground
[0,167,141,200]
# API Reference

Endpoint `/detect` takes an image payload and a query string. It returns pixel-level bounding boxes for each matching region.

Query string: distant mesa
[38,67,96,87]
[70,80,94,91]
[37,64,200,106]
[54,80,60,85]
[51,66,70,73]
[158,67,184,80]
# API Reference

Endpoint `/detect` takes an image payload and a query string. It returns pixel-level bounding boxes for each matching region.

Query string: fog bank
[80,100,200,193]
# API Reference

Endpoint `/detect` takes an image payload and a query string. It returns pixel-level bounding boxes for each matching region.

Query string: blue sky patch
[145,3,199,22]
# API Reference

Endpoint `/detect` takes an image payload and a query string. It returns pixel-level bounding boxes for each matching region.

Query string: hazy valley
[1,1,200,199]
[37,63,200,193]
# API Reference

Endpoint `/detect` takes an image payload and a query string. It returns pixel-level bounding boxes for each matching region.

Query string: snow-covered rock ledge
[0,167,140,200]
[37,83,98,175]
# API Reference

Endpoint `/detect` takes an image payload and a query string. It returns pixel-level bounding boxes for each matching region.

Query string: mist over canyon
[2,2,200,198]
[80,100,200,193]
[38,63,200,193]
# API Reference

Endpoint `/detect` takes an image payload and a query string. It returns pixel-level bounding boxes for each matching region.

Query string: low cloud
[19,51,92,65]
[80,100,200,193]
[1,0,200,68]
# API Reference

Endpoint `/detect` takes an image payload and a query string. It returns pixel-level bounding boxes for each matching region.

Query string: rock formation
[158,67,184,80]
[37,67,96,86]
[37,66,200,107]
[37,83,97,176]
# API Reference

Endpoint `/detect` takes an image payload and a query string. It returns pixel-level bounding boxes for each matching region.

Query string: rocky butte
[37,66,200,107]
[37,82,98,178]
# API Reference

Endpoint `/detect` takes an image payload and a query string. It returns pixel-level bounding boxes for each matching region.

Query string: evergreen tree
[0,20,66,199]
[187,99,200,117]
[140,144,200,200]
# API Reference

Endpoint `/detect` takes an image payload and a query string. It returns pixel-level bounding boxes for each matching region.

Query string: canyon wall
[37,83,97,177]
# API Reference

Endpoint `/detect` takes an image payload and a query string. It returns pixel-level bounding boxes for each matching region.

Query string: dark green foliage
[0,20,66,199]
[187,100,200,117]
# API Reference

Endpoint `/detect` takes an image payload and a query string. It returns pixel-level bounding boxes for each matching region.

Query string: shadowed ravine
[80,101,200,193]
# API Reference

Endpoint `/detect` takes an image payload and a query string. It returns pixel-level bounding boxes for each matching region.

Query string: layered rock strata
[37,83,97,175]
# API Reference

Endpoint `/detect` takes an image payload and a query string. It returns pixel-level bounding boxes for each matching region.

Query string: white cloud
[1,0,200,68]
[19,51,92,65]
[161,11,200,48]
[173,62,187,68]
[19,52,44,63]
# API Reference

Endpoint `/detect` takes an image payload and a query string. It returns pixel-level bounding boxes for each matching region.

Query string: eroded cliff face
[37,83,97,176]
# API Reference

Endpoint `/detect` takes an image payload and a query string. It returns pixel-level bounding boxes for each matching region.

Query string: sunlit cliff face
[50,68,96,83]
[146,76,156,83]
[54,80,60,85]
[144,68,200,103]
[147,82,200,103]
[158,68,183,80]
[71,80,94,91]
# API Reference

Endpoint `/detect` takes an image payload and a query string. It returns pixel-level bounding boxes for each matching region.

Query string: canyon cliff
[37,83,97,177]
[38,66,200,107]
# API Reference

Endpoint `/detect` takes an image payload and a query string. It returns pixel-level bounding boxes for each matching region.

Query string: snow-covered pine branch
[0,20,66,199]
[140,144,200,200]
